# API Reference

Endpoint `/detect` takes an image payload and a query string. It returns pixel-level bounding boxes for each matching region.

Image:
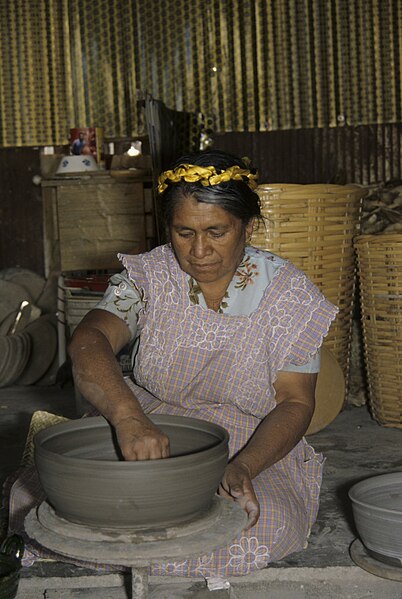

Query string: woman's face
[169,195,254,285]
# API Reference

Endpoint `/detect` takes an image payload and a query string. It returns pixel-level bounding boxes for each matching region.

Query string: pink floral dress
[96,244,338,577]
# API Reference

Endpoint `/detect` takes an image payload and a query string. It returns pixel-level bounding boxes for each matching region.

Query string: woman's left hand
[218,462,260,529]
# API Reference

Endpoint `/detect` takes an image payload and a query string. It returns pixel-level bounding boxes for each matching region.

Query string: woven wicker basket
[354,233,402,428]
[252,184,366,382]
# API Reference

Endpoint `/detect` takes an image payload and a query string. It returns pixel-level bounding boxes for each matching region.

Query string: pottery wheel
[350,538,402,581]
[25,496,248,567]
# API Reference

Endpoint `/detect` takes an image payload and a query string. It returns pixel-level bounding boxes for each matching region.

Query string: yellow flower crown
[157,163,258,194]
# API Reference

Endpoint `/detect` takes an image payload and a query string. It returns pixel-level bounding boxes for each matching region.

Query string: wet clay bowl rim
[349,472,402,565]
[34,415,229,530]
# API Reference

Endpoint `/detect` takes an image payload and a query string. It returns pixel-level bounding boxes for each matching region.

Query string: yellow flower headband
[157,163,258,194]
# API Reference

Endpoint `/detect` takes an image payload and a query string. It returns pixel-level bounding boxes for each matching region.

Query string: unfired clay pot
[34,415,229,529]
[349,472,402,565]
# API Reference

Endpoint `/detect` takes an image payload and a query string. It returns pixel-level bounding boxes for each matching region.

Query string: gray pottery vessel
[349,472,402,565]
[34,415,229,529]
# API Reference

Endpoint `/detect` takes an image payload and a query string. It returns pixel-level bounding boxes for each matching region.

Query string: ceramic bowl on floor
[349,472,402,566]
[34,415,229,530]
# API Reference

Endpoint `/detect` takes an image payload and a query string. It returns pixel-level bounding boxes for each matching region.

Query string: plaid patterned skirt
[130,381,324,578]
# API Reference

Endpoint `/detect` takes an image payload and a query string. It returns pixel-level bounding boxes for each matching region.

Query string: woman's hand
[115,414,170,461]
[218,462,260,529]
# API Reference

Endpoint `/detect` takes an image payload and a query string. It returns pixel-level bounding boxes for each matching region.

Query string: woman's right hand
[115,415,170,460]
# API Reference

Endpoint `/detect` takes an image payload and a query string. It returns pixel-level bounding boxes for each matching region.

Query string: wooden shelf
[42,174,155,276]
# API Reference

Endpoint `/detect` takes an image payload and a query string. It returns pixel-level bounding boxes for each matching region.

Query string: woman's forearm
[231,398,313,480]
[69,324,170,460]
[231,370,317,479]
[68,310,170,460]
[68,325,145,427]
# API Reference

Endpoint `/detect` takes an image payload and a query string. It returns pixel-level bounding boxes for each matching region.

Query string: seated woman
[68,149,338,577]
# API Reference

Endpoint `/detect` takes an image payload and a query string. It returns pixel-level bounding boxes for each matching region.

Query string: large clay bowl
[34,415,229,529]
[349,472,402,566]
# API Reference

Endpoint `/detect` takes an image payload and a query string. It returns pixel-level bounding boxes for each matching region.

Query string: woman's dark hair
[160,149,262,228]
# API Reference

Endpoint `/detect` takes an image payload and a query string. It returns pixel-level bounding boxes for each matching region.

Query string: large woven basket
[354,234,402,428]
[252,184,366,383]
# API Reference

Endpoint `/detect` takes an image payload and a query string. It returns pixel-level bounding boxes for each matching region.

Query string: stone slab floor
[1,383,402,598]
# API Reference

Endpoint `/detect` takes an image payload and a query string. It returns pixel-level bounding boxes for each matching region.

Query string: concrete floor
[1,383,402,598]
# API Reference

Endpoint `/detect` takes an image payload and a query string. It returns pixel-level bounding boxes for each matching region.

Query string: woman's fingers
[226,487,260,529]
[128,435,170,460]
[218,463,260,528]
[240,496,260,529]
[115,416,170,460]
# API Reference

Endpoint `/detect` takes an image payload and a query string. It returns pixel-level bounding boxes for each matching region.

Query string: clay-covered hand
[218,462,260,529]
[114,415,170,461]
